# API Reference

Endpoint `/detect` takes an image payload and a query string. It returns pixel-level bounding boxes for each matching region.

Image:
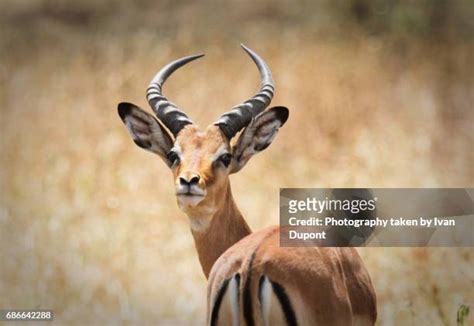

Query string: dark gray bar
[0,310,54,321]
[280,188,473,247]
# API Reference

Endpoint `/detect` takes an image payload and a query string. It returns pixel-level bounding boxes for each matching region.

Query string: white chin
[177,195,205,208]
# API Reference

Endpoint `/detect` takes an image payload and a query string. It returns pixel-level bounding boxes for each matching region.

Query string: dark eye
[167,151,180,166]
[218,153,232,167]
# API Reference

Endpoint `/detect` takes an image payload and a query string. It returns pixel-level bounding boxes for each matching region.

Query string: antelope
[118,45,377,326]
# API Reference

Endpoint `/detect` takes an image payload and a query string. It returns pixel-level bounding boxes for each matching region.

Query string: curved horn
[147,53,204,136]
[214,44,274,138]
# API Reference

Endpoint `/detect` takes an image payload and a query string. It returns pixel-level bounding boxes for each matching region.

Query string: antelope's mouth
[176,190,206,208]
[176,188,205,197]
[177,192,204,197]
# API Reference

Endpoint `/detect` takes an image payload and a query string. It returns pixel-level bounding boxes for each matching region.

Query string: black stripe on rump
[243,252,256,326]
[234,272,241,298]
[210,277,231,326]
[271,280,298,326]
[258,275,266,306]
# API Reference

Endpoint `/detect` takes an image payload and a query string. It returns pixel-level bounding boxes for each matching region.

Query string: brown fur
[173,125,232,218]
[120,106,376,325]
[208,227,377,325]
[191,182,252,278]
[173,126,377,324]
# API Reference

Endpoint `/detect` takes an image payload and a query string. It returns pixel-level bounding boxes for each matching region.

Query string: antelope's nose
[179,174,200,187]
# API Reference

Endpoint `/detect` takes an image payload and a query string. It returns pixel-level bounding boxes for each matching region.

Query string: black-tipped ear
[270,106,289,126]
[118,102,134,121]
[117,102,174,166]
[230,106,289,173]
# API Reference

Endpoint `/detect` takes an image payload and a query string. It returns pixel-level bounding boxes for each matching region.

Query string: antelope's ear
[118,102,174,166]
[230,106,289,173]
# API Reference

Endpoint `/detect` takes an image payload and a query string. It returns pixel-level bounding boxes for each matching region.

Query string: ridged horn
[214,44,274,138]
[147,53,204,136]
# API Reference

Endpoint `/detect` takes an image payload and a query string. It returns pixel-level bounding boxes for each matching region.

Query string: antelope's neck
[190,183,251,278]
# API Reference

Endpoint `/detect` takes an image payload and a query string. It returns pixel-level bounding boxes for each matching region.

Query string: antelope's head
[118,45,288,218]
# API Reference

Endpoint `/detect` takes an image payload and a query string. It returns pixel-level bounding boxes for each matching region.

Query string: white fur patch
[177,194,205,208]
[212,144,230,161]
[229,275,240,326]
[260,276,272,326]
[170,143,182,156]
[188,215,213,232]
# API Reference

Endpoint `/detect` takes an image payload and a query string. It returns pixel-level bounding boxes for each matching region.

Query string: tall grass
[0,1,473,324]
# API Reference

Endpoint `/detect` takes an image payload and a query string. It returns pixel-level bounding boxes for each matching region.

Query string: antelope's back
[207,226,377,326]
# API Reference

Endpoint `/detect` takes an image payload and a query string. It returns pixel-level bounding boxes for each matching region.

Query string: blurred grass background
[0,0,473,324]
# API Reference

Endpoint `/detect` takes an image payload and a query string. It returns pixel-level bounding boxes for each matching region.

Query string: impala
[118,45,377,326]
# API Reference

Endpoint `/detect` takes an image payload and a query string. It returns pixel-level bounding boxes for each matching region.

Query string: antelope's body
[208,226,376,325]
[118,44,377,325]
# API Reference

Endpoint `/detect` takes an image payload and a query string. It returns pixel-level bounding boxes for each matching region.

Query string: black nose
[179,175,200,186]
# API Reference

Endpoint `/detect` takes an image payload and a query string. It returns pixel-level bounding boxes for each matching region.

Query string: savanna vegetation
[1,1,472,324]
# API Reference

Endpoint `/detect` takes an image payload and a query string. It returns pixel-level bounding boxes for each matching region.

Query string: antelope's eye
[167,151,180,166]
[218,153,232,167]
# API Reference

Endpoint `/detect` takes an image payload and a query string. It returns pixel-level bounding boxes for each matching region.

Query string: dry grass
[0,1,473,325]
